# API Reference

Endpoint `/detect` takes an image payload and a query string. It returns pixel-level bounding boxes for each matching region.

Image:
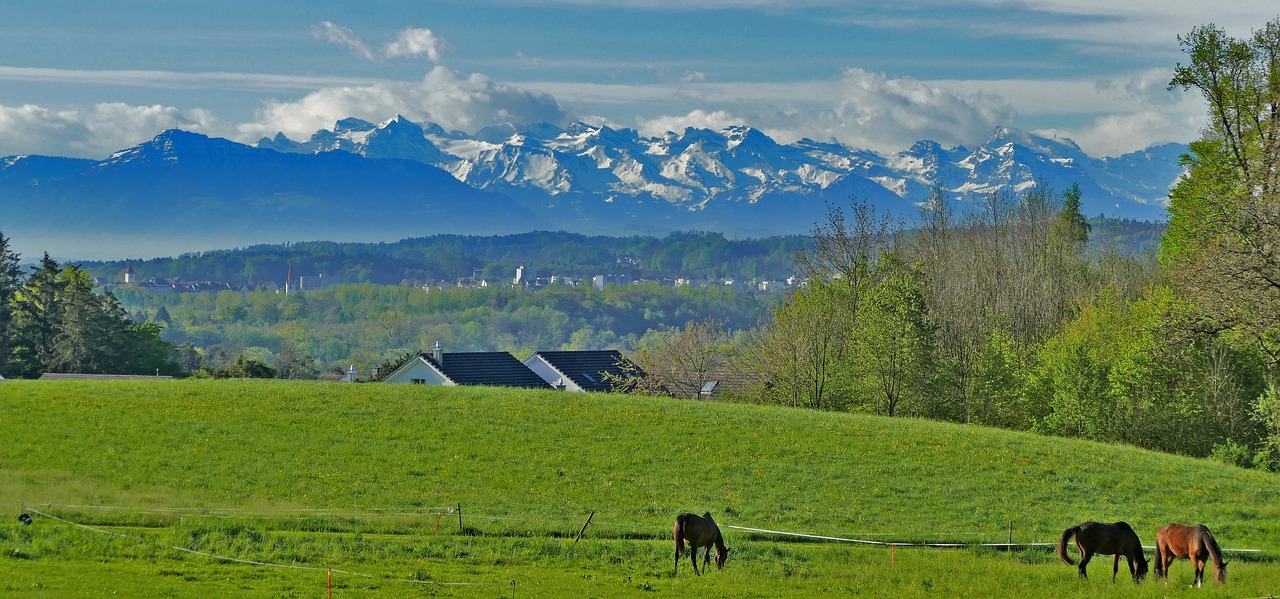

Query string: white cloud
[384,28,448,62]
[638,109,742,136]
[312,21,376,61]
[516,51,542,68]
[314,22,449,63]
[239,65,568,141]
[1040,111,1202,157]
[0,103,220,158]
[629,68,1016,152]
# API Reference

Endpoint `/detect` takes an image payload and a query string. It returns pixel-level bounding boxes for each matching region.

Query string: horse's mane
[1199,526,1225,564]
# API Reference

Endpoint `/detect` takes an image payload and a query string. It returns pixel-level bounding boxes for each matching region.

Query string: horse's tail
[674,515,686,574]
[1058,526,1079,566]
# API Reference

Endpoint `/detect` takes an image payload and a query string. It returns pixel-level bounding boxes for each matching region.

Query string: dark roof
[530,350,639,392]
[425,352,552,389]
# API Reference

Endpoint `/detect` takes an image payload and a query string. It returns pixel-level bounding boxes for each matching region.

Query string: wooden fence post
[457,502,463,532]
[574,511,595,543]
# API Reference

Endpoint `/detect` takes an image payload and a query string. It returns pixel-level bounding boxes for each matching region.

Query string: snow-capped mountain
[260,116,1182,222]
[0,129,550,260]
[0,118,1182,259]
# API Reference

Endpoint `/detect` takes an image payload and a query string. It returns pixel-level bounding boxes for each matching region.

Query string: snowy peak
[104,130,248,168]
[254,117,1182,220]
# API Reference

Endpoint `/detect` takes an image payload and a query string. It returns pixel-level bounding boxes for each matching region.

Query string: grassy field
[1,379,1278,597]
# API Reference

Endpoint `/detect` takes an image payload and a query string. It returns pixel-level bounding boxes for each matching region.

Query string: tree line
[83,231,812,286]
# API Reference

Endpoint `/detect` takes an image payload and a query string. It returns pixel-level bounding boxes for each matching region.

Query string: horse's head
[714,546,729,570]
[1135,552,1150,581]
[1215,561,1228,584]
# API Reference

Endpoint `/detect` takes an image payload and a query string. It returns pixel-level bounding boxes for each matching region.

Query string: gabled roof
[526,350,639,392]
[424,352,552,389]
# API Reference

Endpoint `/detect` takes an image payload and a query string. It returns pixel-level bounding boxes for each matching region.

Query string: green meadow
[1,379,1278,598]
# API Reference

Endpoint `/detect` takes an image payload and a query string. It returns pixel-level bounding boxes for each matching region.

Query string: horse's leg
[1193,556,1204,588]
[690,544,701,576]
[1112,554,1120,582]
[702,546,711,571]
[1157,546,1170,580]
[1078,550,1092,578]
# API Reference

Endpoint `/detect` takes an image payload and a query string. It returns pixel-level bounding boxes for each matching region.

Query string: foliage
[1253,385,1280,471]
[619,317,736,399]
[1029,286,1265,456]
[1164,19,1280,355]
[112,281,770,376]
[210,353,277,379]
[0,232,21,373]
[0,246,181,378]
[848,252,936,418]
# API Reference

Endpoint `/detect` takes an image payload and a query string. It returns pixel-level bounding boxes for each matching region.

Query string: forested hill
[79,221,1163,288]
[82,231,813,286]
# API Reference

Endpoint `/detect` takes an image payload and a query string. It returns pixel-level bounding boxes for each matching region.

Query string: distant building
[591,274,631,290]
[514,265,533,287]
[297,274,345,291]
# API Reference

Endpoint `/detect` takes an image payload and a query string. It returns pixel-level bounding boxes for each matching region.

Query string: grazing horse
[673,512,729,575]
[1155,523,1227,587]
[1057,521,1149,583]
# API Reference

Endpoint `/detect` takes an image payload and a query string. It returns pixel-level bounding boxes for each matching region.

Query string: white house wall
[383,359,453,386]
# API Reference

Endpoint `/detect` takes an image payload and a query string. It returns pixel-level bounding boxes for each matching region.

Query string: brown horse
[1057,521,1149,583]
[673,512,729,575]
[1155,523,1227,587]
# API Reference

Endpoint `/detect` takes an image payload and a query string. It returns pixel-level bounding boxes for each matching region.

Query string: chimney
[433,341,443,364]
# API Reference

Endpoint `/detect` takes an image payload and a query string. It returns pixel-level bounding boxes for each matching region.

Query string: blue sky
[1,1,1275,159]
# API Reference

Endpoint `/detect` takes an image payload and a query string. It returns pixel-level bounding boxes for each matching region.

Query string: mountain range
[0,116,1183,260]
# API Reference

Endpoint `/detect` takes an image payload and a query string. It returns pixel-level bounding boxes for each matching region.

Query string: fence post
[1008,520,1013,548]
[457,502,463,532]
[574,511,595,543]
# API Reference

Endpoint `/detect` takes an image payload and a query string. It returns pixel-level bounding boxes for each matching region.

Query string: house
[523,350,640,392]
[382,345,551,389]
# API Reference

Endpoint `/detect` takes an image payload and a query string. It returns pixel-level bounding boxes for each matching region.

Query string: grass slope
[1,380,1277,597]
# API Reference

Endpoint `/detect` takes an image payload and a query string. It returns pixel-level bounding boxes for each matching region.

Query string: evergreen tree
[7,254,64,378]
[0,232,22,377]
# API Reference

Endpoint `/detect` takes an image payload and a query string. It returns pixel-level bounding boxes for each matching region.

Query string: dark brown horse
[673,512,729,575]
[1057,521,1149,583]
[1155,523,1227,587]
